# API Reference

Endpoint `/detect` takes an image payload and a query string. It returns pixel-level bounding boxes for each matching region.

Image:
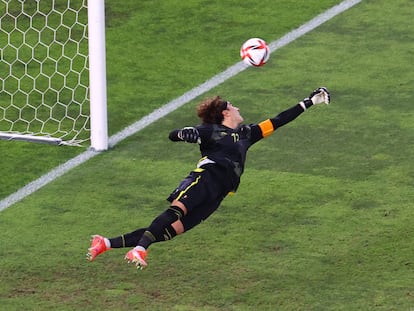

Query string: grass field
[1,0,414,310]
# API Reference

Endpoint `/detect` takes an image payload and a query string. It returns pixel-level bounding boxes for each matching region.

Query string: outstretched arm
[256,87,330,138]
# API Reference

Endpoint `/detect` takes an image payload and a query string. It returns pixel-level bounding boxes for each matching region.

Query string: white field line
[0,0,362,212]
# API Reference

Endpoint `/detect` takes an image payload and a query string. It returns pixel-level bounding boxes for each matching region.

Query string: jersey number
[231,133,240,142]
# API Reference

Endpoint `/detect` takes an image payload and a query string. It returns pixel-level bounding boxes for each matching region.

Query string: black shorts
[167,164,230,231]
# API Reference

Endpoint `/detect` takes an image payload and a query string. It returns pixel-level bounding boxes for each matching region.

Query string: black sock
[138,206,183,249]
[109,228,146,248]
[139,224,177,249]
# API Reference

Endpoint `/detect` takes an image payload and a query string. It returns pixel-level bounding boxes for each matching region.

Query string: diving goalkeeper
[87,87,330,269]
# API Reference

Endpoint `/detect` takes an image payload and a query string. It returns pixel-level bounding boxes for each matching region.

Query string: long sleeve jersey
[169,103,306,192]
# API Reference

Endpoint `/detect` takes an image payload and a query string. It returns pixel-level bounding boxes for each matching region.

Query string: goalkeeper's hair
[197,96,228,124]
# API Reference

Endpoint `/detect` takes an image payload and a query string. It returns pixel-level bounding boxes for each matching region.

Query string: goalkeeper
[87,87,330,269]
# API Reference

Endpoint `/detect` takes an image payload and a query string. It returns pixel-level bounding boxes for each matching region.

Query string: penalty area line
[0,0,362,213]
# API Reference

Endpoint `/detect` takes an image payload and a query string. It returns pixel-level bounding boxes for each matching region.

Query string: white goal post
[0,0,108,151]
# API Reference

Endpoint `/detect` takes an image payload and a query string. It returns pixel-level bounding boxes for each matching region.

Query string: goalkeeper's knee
[148,206,184,233]
[159,205,185,220]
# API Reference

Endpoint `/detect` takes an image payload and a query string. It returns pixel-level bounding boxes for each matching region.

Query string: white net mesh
[0,0,89,146]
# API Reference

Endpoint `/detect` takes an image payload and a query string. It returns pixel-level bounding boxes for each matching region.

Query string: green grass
[1,0,414,310]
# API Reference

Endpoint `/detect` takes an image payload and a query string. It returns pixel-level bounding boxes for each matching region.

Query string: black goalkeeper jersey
[169,103,305,192]
[195,123,263,191]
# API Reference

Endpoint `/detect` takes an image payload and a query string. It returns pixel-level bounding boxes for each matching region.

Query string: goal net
[0,0,107,149]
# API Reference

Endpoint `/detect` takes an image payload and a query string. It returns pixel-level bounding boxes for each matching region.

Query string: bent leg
[137,204,187,249]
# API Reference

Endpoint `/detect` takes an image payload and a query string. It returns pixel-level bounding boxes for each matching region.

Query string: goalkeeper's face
[223,103,244,126]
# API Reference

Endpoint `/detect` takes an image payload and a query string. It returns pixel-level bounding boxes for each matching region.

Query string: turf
[1,0,414,310]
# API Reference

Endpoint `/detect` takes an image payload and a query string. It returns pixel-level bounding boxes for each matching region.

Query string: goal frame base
[0,132,83,146]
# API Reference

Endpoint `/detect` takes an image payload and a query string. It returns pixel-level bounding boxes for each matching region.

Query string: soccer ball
[240,38,270,67]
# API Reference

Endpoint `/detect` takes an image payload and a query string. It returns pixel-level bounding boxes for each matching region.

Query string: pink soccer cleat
[87,235,110,261]
[125,247,148,270]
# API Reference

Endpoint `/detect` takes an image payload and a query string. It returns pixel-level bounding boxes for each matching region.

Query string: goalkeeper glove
[177,127,200,143]
[309,87,330,105]
[300,87,330,110]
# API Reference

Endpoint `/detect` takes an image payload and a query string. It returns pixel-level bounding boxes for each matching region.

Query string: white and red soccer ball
[240,38,270,67]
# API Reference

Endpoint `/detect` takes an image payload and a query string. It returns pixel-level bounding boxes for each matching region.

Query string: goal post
[88,0,108,151]
[0,0,108,151]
